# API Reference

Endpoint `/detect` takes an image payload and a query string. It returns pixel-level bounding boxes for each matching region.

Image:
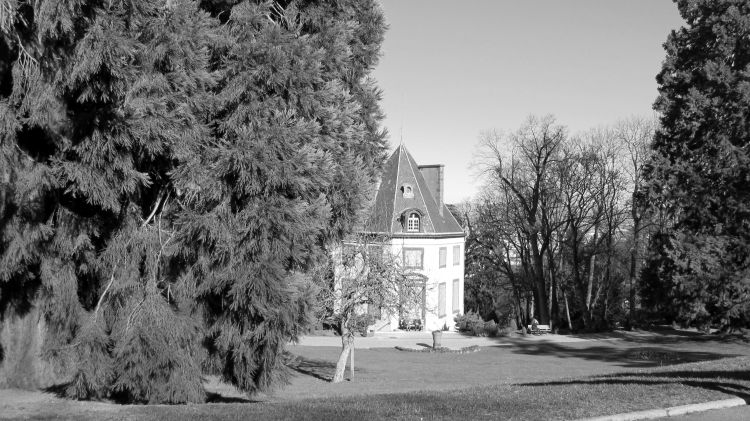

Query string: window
[453,245,461,265]
[368,303,382,319]
[403,248,424,269]
[406,212,420,232]
[452,279,460,313]
[402,184,414,199]
[439,247,447,268]
[438,282,446,317]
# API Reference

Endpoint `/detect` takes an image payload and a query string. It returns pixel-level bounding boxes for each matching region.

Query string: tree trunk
[0,306,66,389]
[628,194,641,328]
[332,322,354,383]
[548,279,554,330]
[530,235,550,324]
[571,233,592,329]
[0,168,7,219]
[512,281,526,329]
[563,289,573,331]
[586,226,598,313]
[546,245,560,330]
[525,294,531,326]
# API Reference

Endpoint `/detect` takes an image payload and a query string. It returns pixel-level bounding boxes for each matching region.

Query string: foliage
[351,313,375,336]
[460,201,516,323]
[317,233,423,382]
[454,311,501,337]
[462,97,657,325]
[469,115,656,332]
[644,0,750,329]
[0,0,387,401]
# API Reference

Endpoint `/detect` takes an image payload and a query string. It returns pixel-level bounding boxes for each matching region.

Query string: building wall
[386,236,465,331]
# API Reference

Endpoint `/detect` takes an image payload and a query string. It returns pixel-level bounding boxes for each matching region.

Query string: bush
[351,314,375,336]
[482,320,499,337]
[454,311,481,333]
[454,311,504,337]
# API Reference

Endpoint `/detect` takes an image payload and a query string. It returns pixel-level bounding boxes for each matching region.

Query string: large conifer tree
[644,0,750,329]
[1,0,386,401]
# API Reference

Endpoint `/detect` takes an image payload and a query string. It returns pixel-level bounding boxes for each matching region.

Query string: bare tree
[614,116,657,327]
[552,129,629,330]
[475,115,566,325]
[469,116,654,332]
[319,234,421,383]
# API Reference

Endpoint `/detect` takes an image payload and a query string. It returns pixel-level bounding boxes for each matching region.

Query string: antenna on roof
[399,93,405,146]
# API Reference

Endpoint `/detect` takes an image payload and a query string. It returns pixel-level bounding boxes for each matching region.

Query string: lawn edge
[576,397,746,421]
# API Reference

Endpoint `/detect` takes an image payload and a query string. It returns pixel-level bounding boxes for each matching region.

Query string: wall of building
[386,236,465,332]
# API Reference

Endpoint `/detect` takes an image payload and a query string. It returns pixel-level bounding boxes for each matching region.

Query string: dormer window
[407,212,420,232]
[401,184,414,199]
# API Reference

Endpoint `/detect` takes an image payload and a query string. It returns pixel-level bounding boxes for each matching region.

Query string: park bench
[399,318,422,331]
[527,324,551,335]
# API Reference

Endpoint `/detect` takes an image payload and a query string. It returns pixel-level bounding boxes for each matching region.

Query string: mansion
[353,144,466,331]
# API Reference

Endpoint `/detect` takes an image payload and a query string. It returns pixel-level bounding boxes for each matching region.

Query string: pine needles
[0,0,388,403]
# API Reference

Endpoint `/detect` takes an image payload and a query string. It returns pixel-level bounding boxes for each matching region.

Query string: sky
[371,0,686,204]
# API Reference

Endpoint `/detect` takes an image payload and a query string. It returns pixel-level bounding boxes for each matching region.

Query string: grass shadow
[582,328,750,345]
[287,355,337,382]
[205,392,257,403]
[501,339,738,368]
[42,382,70,398]
[517,367,750,403]
[43,382,263,405]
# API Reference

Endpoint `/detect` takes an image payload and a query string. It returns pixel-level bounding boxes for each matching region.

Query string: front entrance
[398,273,427,331]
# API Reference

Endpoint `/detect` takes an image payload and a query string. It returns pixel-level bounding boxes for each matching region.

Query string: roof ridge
[403,148,435,233]
[366,145,465,236]
[391,144,403,232]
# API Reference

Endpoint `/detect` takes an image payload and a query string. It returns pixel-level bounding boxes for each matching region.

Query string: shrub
[454,311,493,336]
[454,311,480,332]
[482,320,499,337]
[351,314,375,336]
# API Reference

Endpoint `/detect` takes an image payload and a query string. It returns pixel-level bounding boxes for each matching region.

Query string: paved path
[660,404,750,421]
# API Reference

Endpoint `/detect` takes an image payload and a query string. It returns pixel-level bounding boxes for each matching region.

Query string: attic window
[402,184,414,199]
[407,212,420,232]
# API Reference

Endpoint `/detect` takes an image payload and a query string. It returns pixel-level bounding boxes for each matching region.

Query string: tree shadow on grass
[42,383,261,404]
[501,340,737,368]
[205,392,257,403]
[573,328,750,345]
[515,369,750,403]
[287,355,337,382]
[42,382,69,398]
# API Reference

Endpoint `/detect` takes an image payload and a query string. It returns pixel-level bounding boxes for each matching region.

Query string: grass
[3,331,750,420]
[7,357,749,421]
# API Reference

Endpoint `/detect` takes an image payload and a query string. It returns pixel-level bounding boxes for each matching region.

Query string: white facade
[385,236,465,331]
[341,145,466,333]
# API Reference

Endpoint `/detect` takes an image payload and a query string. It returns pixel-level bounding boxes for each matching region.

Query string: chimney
[418,164,444,216]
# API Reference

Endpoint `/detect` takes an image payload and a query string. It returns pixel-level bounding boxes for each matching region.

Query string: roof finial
[399,93,405,146]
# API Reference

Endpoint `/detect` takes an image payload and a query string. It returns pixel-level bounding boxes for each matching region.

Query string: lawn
[2,331,749,420]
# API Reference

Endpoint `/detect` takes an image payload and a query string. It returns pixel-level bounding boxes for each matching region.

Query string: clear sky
[371,0,686,204]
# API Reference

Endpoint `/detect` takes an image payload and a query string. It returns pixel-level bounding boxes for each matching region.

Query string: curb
[576,397,746,421]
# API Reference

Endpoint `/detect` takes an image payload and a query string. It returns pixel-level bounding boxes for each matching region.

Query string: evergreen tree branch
[142,190,166,227]
[0,0,16,34]
[94,268,117,322]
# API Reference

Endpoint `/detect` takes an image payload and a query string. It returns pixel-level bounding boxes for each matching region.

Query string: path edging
[576,397,746,421]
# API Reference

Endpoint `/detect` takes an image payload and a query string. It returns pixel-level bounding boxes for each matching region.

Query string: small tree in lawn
[321,234,421,383]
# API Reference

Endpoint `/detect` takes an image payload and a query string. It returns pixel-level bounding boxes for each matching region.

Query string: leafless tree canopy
[468,115,656,331]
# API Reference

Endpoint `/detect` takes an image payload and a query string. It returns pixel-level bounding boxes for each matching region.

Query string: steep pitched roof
[365,145,464,237]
